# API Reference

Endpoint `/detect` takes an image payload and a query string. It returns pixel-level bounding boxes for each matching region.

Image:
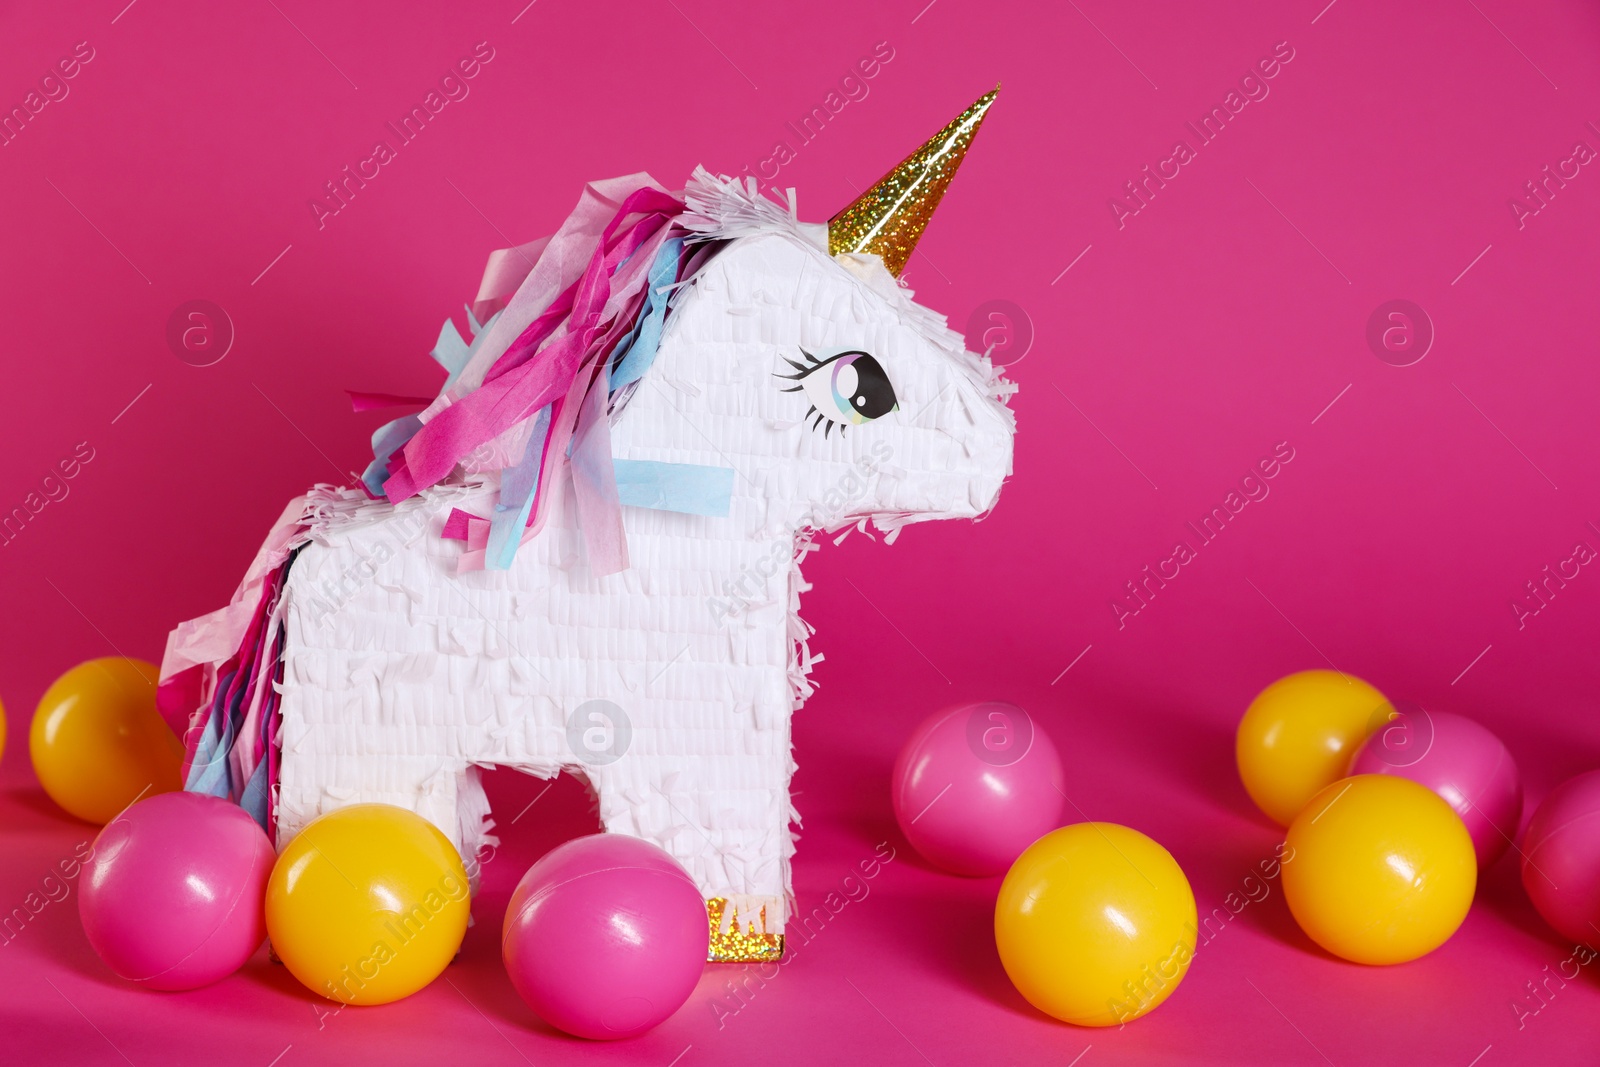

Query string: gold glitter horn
[828,84,999,277]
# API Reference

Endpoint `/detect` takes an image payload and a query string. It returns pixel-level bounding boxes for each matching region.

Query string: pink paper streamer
[570,354,628,575]
[442,508,480,541]
[347,390,432,412]
[472,234,553,324]
[457,516,492,573]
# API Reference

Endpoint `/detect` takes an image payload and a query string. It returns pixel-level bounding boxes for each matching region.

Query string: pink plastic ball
[1522,770,1600,945]
[1347,706,1522,867]
[79,791,274,990]
[892,702,1065,876]
[502,834,709,1040]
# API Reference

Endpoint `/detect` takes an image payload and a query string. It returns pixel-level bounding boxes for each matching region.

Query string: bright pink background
[4,1,1600,1063]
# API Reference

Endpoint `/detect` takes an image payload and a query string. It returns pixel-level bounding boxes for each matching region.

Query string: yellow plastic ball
[1236,669,1393,826]
[0,693,8,765]
[995,823,1197,1027]
[30,658,183,824]
[267,803,471,1006]
[1283,775,1475,964]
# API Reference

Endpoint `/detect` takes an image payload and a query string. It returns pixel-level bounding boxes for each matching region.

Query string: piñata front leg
[589,719,792,964]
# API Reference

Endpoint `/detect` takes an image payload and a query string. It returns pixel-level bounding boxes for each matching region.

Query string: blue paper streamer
[610,238,683,391]
[239,757,271,830]
[362,414,423,498]
[432,307,500,391]
[613,459,734,517]
[185,668,238,798]
[486,406,550,571]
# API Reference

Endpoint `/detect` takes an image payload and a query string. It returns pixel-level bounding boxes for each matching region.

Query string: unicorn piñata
[159,88,1016,962]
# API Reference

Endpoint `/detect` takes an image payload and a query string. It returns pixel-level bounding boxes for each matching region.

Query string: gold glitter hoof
[706,897,785,963]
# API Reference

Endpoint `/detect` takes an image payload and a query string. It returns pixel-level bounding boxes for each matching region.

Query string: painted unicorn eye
[776,349,898,437]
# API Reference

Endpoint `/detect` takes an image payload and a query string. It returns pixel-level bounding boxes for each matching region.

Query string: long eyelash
[774,349,826,383]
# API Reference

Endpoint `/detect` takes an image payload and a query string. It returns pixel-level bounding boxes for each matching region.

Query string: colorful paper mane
[159,88,1016,962]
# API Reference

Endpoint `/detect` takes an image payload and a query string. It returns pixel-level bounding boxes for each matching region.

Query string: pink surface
[2,0,1599,1063]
